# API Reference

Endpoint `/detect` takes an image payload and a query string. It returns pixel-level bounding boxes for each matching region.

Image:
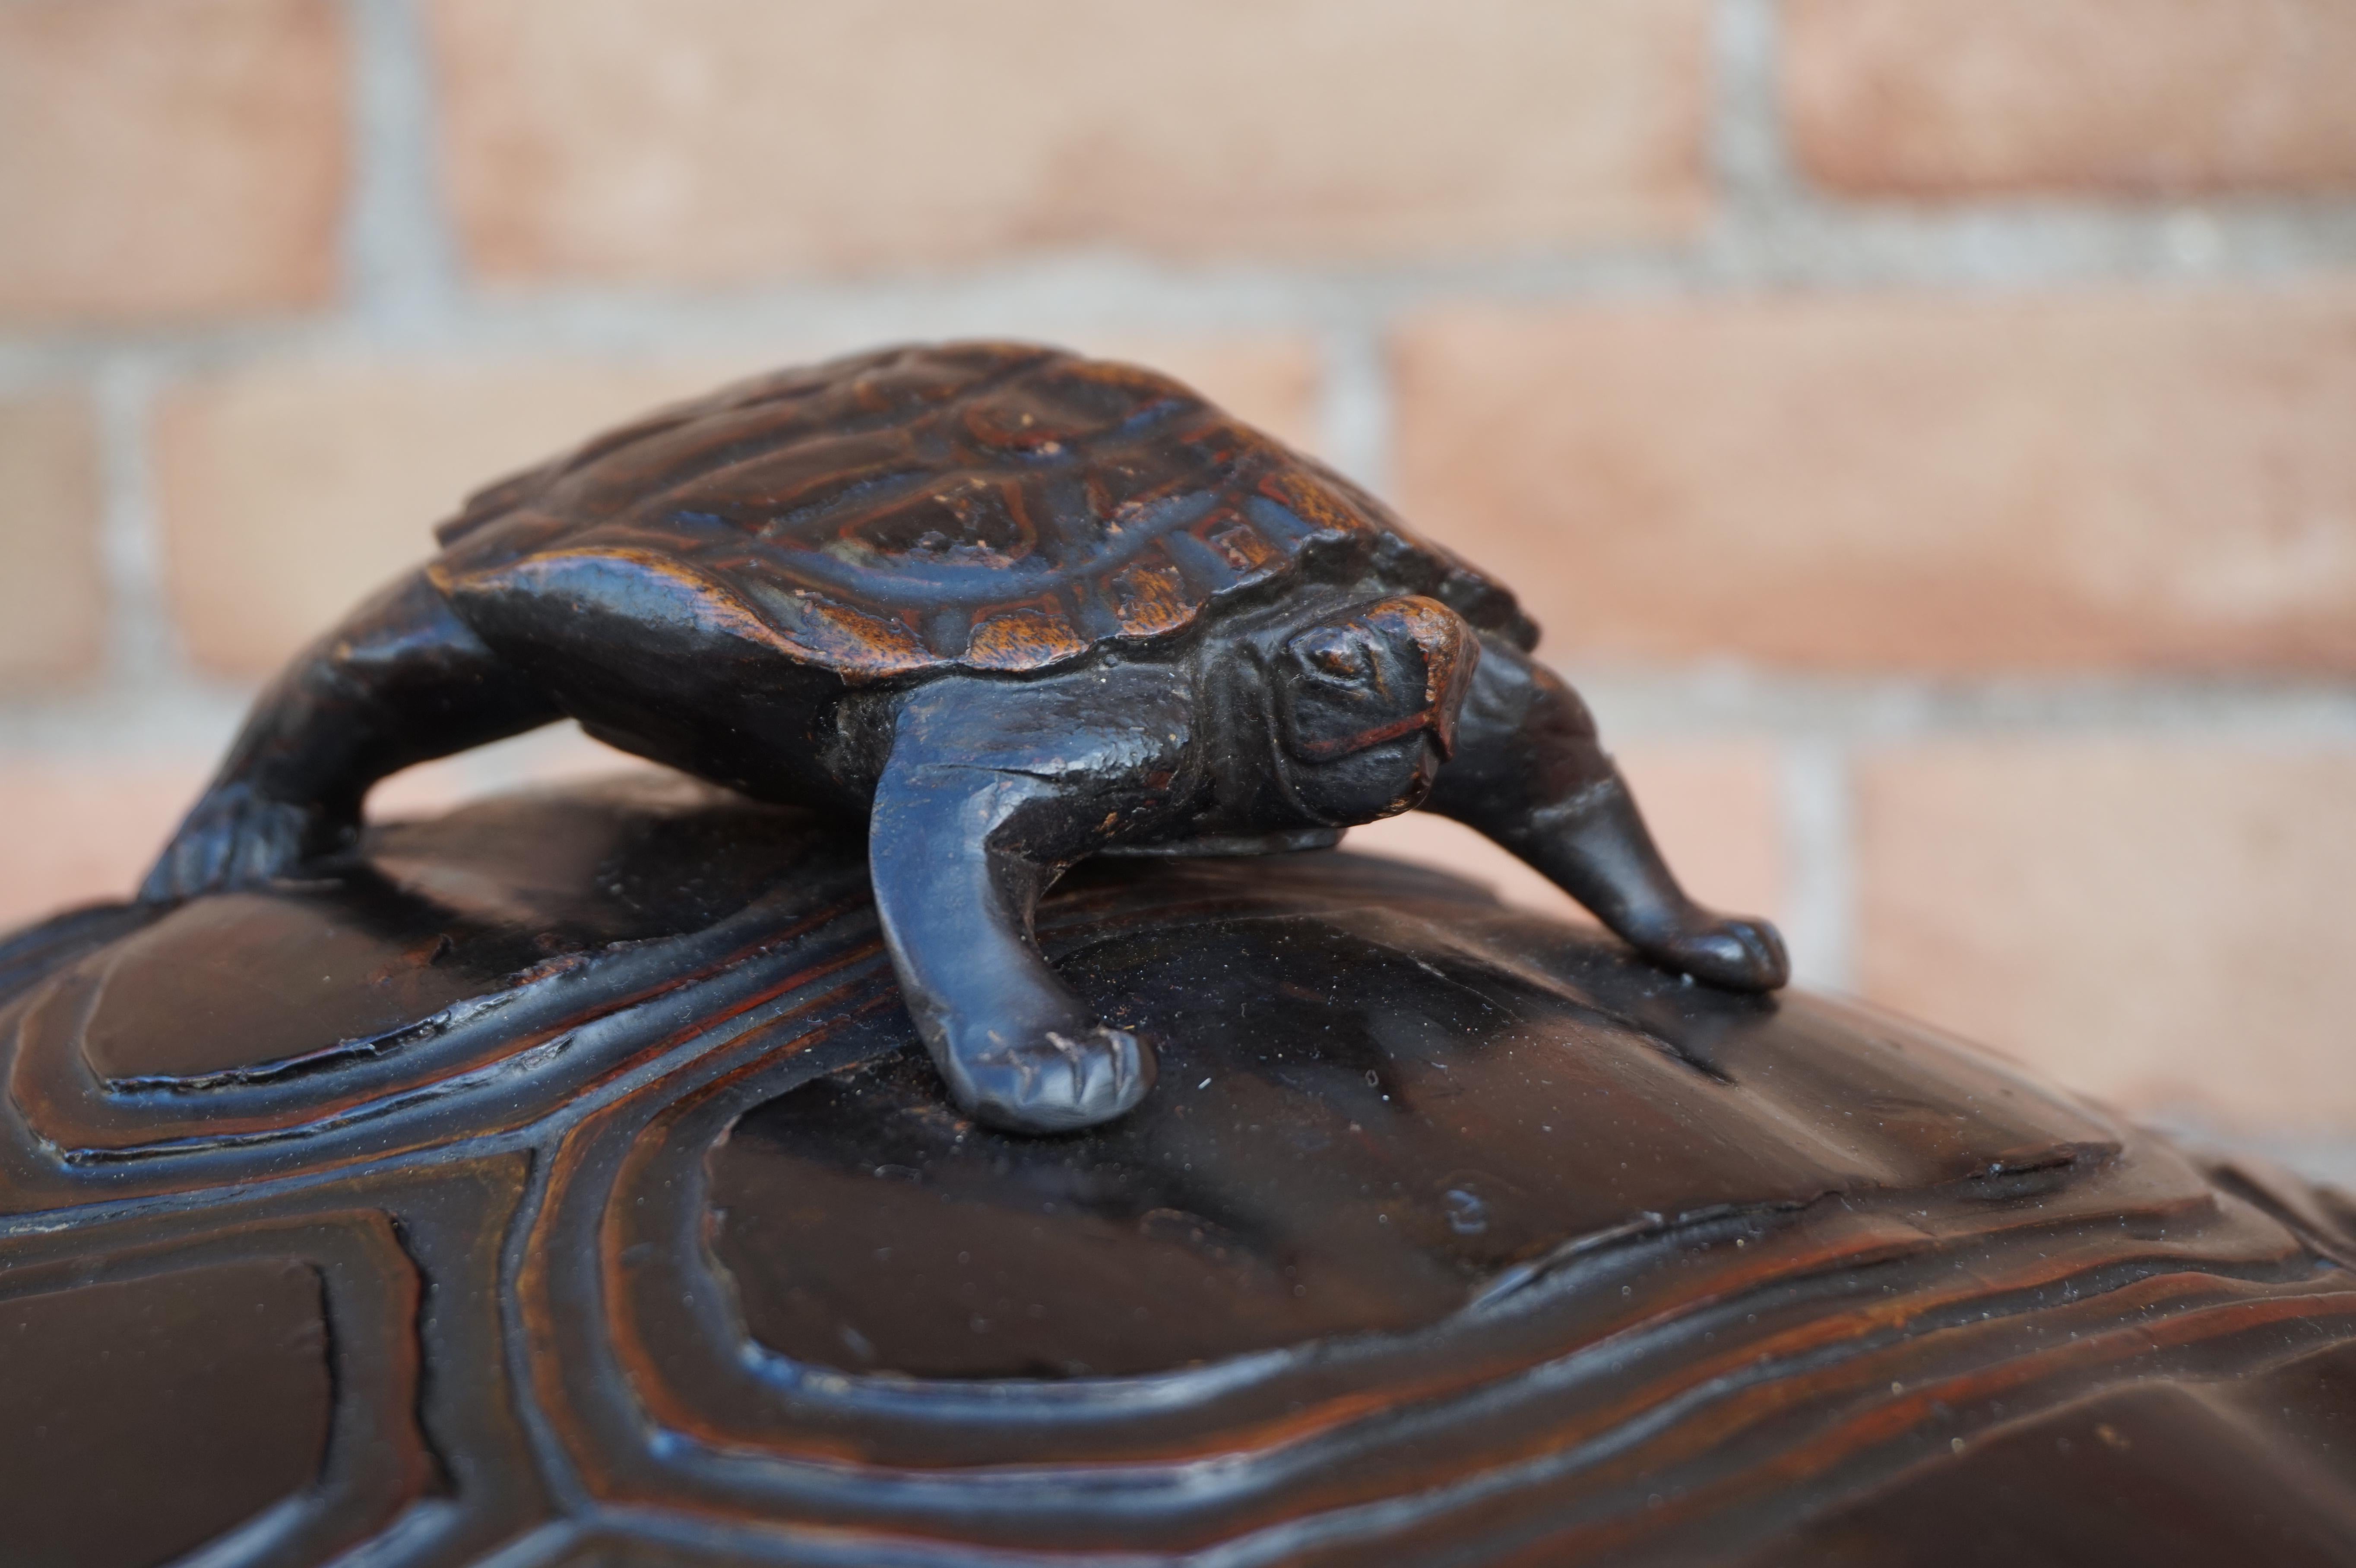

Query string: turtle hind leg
[1427,638,1789,992]
[142,571,560,902]
[867,668,1199,1133]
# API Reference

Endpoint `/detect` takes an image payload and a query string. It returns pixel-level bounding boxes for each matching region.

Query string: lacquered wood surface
[5,775,2353,1565]
[142,344,1784,1138]
[427,343,1537,679]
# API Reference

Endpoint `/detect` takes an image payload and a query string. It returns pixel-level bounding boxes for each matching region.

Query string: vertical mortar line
[343,0,466,333]
[1710,0,1796,216]
[1777,736,1856,993]
[1317,323,1394,498]
[94,357,182,692]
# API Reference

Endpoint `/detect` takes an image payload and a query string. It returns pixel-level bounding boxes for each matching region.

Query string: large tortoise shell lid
[7,776,2356,1564]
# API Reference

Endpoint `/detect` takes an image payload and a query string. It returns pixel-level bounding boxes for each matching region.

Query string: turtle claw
[940,1023,1158,1135]
[139,784,346,904]
[1640,912,1790,993]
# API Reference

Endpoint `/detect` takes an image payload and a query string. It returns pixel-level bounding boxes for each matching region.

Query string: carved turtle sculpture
[141,341,1786,1134]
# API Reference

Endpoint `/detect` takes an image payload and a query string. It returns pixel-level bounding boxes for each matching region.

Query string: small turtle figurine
[143,342,1786,1133]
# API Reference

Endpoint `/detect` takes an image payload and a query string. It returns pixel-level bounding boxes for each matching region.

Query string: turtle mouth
[1276,730,1447,829]
[1283,706,1453,763]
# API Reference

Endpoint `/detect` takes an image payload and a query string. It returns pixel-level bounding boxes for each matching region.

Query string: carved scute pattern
[0,1212,434,1566]
[4,784,2356,1565]
[0,779,876,1191]
[428,343,1540,684]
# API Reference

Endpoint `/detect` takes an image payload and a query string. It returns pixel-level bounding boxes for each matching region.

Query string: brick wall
[3,0,2354,1166]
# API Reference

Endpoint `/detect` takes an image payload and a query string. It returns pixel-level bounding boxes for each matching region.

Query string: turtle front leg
[868,666,1198,1133]
[1426,638,1788,992]
[143,571,559,901]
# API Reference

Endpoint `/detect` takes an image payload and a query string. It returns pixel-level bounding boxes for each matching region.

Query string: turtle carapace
[142,342,1787,1133]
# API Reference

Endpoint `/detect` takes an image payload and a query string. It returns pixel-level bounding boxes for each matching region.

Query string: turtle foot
[940,1023,1158,1135]
[1637,912,1789,993]
[139,784,348,904]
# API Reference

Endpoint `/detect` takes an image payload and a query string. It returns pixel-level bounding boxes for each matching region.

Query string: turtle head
[1270,595,1478,825]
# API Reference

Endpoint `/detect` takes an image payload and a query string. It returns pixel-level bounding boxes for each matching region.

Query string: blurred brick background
[3,0,2354,1166]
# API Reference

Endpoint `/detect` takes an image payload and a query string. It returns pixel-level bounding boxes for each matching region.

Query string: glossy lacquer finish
[139,343,1784,1136]
[6,775,2356,1565]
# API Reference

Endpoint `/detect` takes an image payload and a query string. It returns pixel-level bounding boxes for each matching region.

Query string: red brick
[0,741,657,931]
[0,392,107,689]
[428,0,1707,285]
[157,355,766,677]
[0,0,347,323]
[1787,0,2356,196]
[156,336,1320,677]
[1349,740,1784,928]
[1086,335,1324,456]
[1391,285,2356,674]
[0,757,215,930]
[1857,740,2356,1130]
[367,724,643,819]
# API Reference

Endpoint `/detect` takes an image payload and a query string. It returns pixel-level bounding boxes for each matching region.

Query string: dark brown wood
[135,343,1784,1135]
[5,776,2355,1565]
[0,1259,329,1568]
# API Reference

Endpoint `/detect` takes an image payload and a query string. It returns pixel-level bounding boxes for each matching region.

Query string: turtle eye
[1297,629,1369,682]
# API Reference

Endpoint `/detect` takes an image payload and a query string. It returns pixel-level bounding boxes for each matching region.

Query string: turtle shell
[427,342,1536,683]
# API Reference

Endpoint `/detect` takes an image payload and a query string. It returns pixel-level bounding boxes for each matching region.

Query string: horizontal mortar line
[5,203,2356,379]
[2157,1123,2356,1193]
[1564,671,2356,740]
[3,676,2355,762]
